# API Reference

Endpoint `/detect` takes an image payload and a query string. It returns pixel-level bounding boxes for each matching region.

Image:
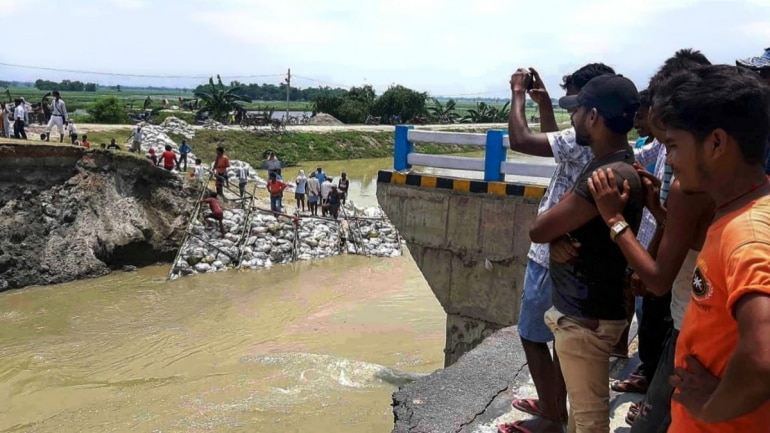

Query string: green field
[5,86,570,125]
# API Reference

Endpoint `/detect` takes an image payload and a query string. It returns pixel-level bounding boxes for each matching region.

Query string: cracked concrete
[392,324,642,433]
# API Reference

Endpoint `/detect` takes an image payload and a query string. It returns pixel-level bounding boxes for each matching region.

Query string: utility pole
[285,68,291,123]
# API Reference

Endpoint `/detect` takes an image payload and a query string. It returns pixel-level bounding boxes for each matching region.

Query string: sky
[1,0,769,98]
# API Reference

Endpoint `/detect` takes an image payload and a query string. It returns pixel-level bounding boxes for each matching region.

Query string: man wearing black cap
[529,74,644,433]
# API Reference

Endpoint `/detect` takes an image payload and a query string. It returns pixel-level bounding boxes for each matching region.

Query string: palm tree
[195,75,251,123]
[461,101,511,123]
[428,98,459,124]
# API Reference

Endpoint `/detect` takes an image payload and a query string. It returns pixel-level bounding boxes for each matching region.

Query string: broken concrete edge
[391,322,642,433]
[391,326,531,433]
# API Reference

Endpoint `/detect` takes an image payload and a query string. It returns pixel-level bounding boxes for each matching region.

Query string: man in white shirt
[320,177,333,216]
[67,121,78,144]
[45,91,68,142]
[13,98,27,140]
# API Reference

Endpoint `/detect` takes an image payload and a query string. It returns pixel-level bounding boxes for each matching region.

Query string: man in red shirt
[160,145,178,171]
[200,191,225,236]
[81,134,91,149]
[214,146,230,197]
[266,172,288,213]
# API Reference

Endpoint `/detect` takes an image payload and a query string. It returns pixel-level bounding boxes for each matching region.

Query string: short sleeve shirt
[671,196,770,433]
[527,128,593,267]
[549,147,644,320]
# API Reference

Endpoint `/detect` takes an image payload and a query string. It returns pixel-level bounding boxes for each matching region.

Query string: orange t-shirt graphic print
[670,197,770,433]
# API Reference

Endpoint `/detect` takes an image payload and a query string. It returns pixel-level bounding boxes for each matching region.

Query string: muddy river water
[0,153,549,433]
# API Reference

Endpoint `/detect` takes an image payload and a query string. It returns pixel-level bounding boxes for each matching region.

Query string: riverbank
[0,143,197,291]
[19,122,515,169]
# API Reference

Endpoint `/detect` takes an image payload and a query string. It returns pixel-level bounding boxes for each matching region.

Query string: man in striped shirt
[45,91,68,143]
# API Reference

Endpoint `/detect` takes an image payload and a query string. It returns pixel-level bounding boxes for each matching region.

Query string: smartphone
[526,73,535,91]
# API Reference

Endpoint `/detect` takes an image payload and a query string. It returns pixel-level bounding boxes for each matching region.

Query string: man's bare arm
[508,69,554,157]
[530,193,599,243]
[700,293,770,422]
[611,182,713,295]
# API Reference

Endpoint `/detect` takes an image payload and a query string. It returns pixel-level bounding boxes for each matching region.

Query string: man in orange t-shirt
[653,65,770,432]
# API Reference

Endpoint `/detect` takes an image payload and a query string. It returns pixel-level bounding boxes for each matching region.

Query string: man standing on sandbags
[44,91,68,142]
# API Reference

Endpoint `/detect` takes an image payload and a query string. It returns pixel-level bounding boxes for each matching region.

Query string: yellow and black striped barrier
[377,170,546,200]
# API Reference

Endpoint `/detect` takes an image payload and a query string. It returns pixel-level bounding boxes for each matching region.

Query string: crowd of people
[498,46,770,433]
[263,161,350,217]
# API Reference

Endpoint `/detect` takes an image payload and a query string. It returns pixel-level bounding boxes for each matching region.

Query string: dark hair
[209,191,217,198]
[195,158,202,164]
[561,63,616,90]
[269,172,277,179]
[654,65,770,164]
[604,113,637,135]
[100,143,106,149]
[165,145,172,151]
[52,91,60,97]
[216,146,224,154]
[648,49,711,100]
[639,89,651,109]
[82,135,87,140]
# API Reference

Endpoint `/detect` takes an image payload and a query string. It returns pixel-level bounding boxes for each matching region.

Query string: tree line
[34,79,98,92]
[194,81,348,102]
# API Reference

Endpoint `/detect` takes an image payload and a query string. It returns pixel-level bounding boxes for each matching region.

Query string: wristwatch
[610,220,630,242]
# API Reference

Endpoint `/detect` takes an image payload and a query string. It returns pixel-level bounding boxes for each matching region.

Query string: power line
[0,62,285,80]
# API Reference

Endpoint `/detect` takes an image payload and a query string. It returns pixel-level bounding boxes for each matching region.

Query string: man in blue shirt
[179,140,192,172]
[315,166,326,185]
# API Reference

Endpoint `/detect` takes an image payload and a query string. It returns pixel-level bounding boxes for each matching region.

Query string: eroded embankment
[0,143,196,291]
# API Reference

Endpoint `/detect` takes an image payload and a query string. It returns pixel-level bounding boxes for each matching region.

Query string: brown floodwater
[0,252,445,433]
[0,152,549,433]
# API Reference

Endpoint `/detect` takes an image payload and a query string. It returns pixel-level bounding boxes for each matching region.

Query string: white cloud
[106,0,146,9]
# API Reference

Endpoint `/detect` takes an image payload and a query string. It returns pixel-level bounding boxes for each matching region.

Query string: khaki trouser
[545,307,627,433]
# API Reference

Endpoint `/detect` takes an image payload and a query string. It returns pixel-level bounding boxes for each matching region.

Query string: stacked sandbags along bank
[172,208,245,276]
[159,116,196,139]
[343,205,402,258]
[201,119,229,131]
[169,204,403,278]
[228,160,267,187]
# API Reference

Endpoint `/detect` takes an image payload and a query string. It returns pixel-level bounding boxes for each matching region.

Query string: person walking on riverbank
[307,172,320,216]
[179,140,192,172]
[236,164,249,199]
[295,169,308,213]
[44,91,67,142]
[213,146,230,198]
[129,125,143,153]
[13,99,27,140]
[267,172,288,213]
[200,191,225,236]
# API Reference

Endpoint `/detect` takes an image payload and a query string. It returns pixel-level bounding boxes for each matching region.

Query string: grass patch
[182,130,476,168]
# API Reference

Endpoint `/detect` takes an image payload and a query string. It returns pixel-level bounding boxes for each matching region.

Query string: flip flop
[498,420,534,433]
[510,398,568,423]
[511,398,542,418]
[611,375,649,393]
